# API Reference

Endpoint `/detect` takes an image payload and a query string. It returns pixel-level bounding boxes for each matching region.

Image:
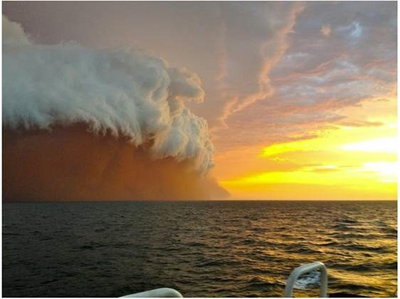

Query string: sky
[3,1,397,200]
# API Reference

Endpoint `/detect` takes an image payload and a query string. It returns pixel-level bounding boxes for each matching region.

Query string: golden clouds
[216,97,397,200]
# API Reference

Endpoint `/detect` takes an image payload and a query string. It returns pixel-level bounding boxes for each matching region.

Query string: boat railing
[120,287,183,298]
[121,261,328,298]
[283,261,328,298]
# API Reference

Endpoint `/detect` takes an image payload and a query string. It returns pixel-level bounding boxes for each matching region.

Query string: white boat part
[121,262,328,298]
[283,262,328,297]
[120,287,183,298]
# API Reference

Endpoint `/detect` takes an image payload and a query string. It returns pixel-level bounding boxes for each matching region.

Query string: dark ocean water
[2,201,397,297]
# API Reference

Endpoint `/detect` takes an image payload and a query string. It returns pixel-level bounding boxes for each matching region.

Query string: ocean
[2,201,397,297]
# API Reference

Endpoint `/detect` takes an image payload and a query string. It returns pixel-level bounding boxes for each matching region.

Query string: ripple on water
[2,200,397,297]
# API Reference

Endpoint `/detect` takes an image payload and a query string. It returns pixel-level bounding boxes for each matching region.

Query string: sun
[341,137,397,153]
[361,161,397,183]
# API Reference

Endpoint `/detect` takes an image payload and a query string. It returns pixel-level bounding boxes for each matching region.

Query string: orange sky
[215,94,397,200]
[3,2,397,201]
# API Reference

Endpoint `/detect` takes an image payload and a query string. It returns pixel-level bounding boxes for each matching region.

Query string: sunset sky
[3,1,397,200]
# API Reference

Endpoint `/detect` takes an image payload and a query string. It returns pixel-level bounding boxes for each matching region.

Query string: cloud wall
[3,16,213,173]
[2,16,226,201]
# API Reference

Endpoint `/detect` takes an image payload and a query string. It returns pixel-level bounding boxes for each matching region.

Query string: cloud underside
[3,125,229,201]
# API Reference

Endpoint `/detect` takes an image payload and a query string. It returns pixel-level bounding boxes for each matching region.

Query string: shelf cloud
[3,16,228,201]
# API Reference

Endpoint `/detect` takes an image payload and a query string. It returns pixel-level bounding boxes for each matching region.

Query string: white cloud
[3,16,214,172]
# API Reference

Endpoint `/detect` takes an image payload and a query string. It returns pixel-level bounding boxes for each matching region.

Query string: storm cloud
[3,16,227,201]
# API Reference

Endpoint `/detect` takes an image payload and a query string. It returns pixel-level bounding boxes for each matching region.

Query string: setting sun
[341,137,397,153]
[218,103,397,200]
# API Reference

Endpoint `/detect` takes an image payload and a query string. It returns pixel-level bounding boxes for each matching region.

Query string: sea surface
[2,201,397,297]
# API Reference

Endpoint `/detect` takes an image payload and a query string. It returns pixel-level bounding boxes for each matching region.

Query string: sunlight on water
[2,201,397,297]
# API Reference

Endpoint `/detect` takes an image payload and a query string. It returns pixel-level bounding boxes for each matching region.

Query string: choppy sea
[2,201,397,297]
